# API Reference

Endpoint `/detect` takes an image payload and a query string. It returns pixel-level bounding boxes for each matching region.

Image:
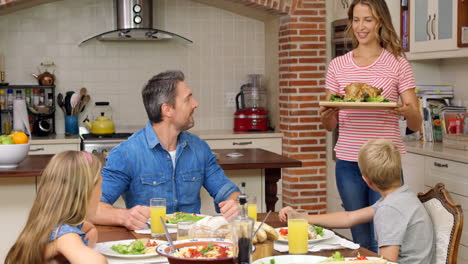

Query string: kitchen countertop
[29,134,81,144]
[405,141,468,164]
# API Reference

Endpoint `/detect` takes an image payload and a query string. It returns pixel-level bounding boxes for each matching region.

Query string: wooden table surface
[96,212,378,259]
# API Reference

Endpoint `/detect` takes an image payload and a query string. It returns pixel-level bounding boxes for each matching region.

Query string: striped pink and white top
[325,49,415,162]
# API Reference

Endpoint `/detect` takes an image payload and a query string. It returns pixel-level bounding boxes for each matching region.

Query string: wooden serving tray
[319,101,400,110]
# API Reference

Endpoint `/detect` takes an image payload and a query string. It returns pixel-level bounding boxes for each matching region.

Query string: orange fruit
[12,132,29,144]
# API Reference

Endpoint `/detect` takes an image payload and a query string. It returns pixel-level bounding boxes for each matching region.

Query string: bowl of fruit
[0,132,30,168]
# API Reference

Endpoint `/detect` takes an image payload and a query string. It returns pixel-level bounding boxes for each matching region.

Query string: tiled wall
[0,0,265,133]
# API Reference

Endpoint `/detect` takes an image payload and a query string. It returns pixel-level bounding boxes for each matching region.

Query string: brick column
[279,0,327,214]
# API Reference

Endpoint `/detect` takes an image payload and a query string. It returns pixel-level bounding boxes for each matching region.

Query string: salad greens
[329,93,390,103]
[110,240,146,255]
[200,243,214,255]
[166,212,206,224]
[311,224,324,237]
[321,251,345,262]
[259,259,276,264]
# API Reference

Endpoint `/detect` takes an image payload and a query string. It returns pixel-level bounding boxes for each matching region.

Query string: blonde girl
[320,0,421,253]
[4,151,107,264]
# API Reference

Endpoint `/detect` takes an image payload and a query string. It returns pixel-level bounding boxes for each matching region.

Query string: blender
[234,74,268,131]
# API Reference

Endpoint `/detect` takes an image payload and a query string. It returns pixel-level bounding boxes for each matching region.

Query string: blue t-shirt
[49,223,88,245]
[101,121,240,213]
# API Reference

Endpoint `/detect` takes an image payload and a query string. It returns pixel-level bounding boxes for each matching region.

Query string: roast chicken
[343,82,382,101]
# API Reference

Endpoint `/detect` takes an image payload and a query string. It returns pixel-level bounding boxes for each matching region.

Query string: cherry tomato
[352,255,368,260]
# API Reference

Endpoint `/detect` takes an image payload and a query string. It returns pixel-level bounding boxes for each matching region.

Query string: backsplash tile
[0,0,265,133]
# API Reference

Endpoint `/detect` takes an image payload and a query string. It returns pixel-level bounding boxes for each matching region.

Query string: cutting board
[319,101,400,110]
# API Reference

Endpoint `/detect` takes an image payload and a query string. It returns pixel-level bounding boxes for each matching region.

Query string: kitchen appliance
[234,74,268,132]
[80,0,192,45]
[81,133,132,155]
[83,102,115,135]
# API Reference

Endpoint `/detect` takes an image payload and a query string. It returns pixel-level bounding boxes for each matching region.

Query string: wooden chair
[418,183,464,264]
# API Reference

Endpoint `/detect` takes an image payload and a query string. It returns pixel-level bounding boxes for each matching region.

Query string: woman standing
[320,0,421,253]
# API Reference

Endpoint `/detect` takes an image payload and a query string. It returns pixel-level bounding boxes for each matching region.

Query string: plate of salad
[318,251,397,263]
[275,225,334,244]
[165,212,207,227]
[94,239,166,259]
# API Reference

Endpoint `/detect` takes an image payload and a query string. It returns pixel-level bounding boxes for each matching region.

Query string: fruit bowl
[0,143,30,168]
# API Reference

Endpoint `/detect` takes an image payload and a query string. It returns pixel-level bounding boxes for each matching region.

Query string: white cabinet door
[205,138,282,155]
[410,0,457,52]
[401,153,426,194]
[0,177,36,262]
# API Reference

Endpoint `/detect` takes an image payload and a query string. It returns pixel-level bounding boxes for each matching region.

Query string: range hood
[79,0,192,46]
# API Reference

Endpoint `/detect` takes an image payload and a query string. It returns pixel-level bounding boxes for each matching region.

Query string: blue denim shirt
[101,121,239,214]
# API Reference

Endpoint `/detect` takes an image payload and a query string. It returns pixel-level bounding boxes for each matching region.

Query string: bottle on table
[232,182,254,264]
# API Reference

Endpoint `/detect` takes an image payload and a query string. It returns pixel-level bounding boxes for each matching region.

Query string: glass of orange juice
[287,209,309,254]
[247,195,257,221]
[150,198,166,238]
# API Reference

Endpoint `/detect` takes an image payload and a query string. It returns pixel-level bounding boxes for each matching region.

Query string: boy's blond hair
[358,139,402,190]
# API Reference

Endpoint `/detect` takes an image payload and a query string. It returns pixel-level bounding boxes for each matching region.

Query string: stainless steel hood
[79,0,192,46]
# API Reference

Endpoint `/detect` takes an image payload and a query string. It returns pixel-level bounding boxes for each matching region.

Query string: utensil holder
[65,115,78,135]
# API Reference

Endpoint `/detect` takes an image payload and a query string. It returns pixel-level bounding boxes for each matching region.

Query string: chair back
[418,183,463,264]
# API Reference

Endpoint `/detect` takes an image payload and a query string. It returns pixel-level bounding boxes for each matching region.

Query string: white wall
[440,58,468,106]
[0,0,265,133]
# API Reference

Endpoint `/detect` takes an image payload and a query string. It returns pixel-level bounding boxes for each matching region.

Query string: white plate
[226,152,243,158]
[94,239,166,259]
[345,257,398,264]
[253,255,327,264]
[275,227,334,244]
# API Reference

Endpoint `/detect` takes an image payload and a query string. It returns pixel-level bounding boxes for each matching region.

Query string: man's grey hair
[142,70,185,123]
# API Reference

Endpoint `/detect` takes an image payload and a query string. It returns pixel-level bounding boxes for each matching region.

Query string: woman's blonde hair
[345,0,404,58]
[358,139,402,191]
[4,151,102,264]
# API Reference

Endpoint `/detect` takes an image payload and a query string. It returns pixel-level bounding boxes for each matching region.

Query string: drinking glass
[150,198,166,238]
[287,209,309,254]
[177,221,194,240]
[247,195,257,221]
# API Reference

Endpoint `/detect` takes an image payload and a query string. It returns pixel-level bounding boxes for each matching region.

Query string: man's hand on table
[121,205,150,230]
[219,199,239,221]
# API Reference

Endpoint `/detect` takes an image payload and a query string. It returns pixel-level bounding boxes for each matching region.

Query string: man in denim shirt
[90,70,240,230]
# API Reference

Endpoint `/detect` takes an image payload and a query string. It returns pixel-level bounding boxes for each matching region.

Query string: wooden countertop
[0,149,301,178]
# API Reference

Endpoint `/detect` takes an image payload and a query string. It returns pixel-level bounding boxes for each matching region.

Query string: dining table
[96,212,379,261]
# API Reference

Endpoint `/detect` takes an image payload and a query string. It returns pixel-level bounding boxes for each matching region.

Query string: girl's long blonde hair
[345,0,404,58]
[4,151,102,264]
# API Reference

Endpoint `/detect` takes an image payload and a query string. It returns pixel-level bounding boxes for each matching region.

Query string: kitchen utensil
[70,93,80,115]
[64,92,73,115]
[79,95,90,113]
[32,71,55,86]
[252,210,271,240]
[160,216,177,253]
[57,93,65,114]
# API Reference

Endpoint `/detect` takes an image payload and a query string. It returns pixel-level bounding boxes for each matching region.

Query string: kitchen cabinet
[29,135,80,155]
[401,152,426,193]
[410,0,458,53]
[0,177,36,261]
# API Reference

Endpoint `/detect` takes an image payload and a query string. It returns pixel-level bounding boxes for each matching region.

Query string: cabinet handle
[341,0,346,9]
[345,0,349,8]
[30,147,45,152]
[431,13,436,40]
[434,162,448,168]
[232,141,252,146]
[426,14,432,40]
